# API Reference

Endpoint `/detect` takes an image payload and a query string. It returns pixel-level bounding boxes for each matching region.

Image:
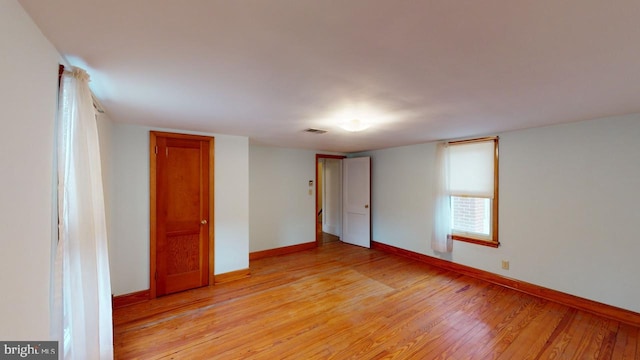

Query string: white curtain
[53,67,114,359]
[431,142,453,252]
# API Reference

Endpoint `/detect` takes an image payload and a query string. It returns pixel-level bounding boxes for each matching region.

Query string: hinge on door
[154,145,158,155]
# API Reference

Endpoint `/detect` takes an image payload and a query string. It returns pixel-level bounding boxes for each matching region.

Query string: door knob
[201,219,208,225]
[365,204,369,208]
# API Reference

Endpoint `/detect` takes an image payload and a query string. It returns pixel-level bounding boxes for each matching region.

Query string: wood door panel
[165,271,202,294]
[166,144,200,224]
[151,132,213,298]
[166,231,201,275]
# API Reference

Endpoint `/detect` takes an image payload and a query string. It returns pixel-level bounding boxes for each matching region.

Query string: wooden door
[342,157,371,248]
[150,132,214,297]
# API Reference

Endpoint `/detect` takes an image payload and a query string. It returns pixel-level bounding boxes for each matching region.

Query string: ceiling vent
[304,128,328,134]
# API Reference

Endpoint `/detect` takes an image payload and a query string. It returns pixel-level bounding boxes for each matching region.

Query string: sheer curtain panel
[53,67,113,359]
[431,142,453,252]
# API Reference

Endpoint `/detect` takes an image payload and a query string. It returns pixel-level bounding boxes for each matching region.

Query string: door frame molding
[149,131,215,299]
[315,154,346,246]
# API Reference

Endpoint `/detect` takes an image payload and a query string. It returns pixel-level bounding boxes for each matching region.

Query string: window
[449,137,499,247]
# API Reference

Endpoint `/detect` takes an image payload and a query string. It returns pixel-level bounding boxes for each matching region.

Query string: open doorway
[316,154,345,245]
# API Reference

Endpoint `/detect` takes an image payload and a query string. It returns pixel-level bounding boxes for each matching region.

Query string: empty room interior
[2,0,640,358]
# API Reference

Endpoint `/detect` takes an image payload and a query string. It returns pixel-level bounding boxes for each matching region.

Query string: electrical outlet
[501,260,509,270]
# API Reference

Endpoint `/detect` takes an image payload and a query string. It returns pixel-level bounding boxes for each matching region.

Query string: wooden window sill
[452,235,500,248]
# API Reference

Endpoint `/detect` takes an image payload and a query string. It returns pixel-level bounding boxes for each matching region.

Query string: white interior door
[342,157,371,248]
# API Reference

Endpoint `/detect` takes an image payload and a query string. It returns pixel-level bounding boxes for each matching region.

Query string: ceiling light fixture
[339,118,370,132]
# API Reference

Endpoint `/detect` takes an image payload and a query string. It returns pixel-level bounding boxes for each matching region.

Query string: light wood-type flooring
[113,241,639,359]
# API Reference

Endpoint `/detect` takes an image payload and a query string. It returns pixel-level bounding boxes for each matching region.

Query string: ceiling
[19,0,640,153]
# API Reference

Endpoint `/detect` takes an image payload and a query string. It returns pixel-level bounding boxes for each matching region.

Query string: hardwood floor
[113,242,639,359]
[321,231,340,244]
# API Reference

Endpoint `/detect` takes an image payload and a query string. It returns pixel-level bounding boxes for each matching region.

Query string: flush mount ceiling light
[323,102,391,132]
[339,118,370,132]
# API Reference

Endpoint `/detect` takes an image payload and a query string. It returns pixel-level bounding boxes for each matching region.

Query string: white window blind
[449,140,495,198]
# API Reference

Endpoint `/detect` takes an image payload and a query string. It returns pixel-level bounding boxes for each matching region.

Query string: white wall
[214,135,250,274]
[0,0,60,339]
[358,114,640,313]
[108,124,149,296]
[357,143,435,255]
[107,123,249,296]
[96,114,114,275]
[249,145,318,252]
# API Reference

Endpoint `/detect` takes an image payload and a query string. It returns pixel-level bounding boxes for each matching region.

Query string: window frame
[448,137,499,248]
